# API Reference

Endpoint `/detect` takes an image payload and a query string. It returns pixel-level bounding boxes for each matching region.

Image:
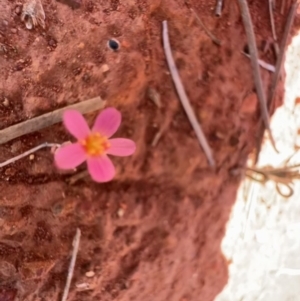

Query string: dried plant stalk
[191,8,221,46]
[237,0,277,151]
[0,96,105,145]
[162,21,215,167]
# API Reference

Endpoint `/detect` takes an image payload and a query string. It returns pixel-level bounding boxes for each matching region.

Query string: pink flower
[54,107,136,182]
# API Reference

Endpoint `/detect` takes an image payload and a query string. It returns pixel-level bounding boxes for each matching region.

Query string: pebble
[5,168,16,176]
[51,202,64,215]
[215,131,225,139]
[240,93,258,115]
[78,42,85,49]
[117,208,124,217]
[3,98,9,107]
[82,73,90,82]
[15,6,21,15]
[100,64,110,73]
[48,39,57,47]
[76,283,90,290]
[29,154,35,160]
[2,20,8,27]
[11,28,17,34]
[85,271,95,278]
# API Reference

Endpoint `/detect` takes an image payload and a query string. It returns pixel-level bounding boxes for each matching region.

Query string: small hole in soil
[107,39,120,51]
[243,44,249,54]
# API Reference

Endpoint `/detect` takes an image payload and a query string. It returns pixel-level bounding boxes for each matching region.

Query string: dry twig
[268,1,299,109]
[62,228,81,301]
[191,8,222,46]
[0,142,60,168]
[237,0,277,151]
[162,20,215,167]
[215,0,223,16]
[255,1,299,163]
[242,52,275,72]
[268,0,280,57]
[0,96,105,145]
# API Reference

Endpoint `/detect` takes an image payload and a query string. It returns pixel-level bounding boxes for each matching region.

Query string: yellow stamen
[80,132,110,156]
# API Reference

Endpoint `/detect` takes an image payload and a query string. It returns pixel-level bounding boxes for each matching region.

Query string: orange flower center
[81,133,110,156]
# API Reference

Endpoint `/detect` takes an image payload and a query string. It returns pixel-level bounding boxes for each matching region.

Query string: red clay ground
[0,0,295,300]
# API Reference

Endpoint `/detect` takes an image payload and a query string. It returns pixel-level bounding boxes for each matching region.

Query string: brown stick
[237,0,277,151]
[0,96,105,145]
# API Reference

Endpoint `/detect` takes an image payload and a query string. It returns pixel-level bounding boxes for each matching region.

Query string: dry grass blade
[62,228,81,301]
[237,0,277,151]
[147,87,162,108]
[151,130,163,147]
[0,96,105,145]
[162,20,215,167]
[191,8,221,46]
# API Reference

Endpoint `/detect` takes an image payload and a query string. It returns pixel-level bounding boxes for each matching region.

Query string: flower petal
[63,110,90,140]
[107,138,136,157]
[92,107,121,138]
[87,155,115,182]
[54,143,86,170]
